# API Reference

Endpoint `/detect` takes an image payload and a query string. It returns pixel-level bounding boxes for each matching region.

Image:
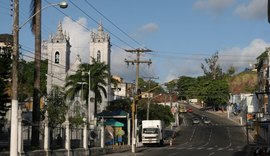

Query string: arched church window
[97,50,101,62]
[55,51,60,64]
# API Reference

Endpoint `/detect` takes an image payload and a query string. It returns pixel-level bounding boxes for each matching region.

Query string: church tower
[89,22,111,113]
[46,22,71,94]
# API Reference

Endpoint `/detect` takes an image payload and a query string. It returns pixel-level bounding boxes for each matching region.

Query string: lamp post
[77,82,87,105]
[19,2,68,29]
[78,82,87,150]
[83,117,87,149]
[10,1,68,155]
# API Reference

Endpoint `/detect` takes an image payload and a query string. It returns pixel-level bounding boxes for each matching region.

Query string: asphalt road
[103,104,252,156]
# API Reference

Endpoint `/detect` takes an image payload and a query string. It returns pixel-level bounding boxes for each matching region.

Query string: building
[256,48,270,113]
[45,22,72,93]
[44,21,112,119]
[89,21,112,113]
[0,34,13,51]
[111,75,134,99]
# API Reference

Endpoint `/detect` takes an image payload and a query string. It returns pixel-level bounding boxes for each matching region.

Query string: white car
[203,117,211,125]
[192,118,200,124]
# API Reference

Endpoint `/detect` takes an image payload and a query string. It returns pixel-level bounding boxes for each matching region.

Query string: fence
[0,122,103,152]
[0,119,131,156]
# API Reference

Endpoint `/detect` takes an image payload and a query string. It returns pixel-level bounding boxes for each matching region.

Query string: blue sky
[1,0,270,83]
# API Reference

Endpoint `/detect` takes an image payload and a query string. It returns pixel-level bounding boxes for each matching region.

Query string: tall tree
[46,86,67,129]
[18,59,47,102]
[138,78,164,94]
[0,46,12,122]
[137,99,174,126]
[65,58,109,116]
[176,76,198,100]
[201,52,223,80]
[89,59,109,115]
[30,0,41,147]
[199,79,230,109]
[107,98,132,113]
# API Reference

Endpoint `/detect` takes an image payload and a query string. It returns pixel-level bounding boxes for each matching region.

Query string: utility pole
[125,48,152,153]
[125,48,152,91]
[143,76,159,120]
[10,0,19,155]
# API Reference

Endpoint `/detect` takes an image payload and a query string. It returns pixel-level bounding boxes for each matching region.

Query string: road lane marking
[207,147,214,150]
[203,128,213,147]
[225,127,232,149]
[189,126,197,141]
[168,152,179,156]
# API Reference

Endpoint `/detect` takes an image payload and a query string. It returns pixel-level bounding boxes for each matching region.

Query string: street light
[10,1,68,155]
[19,2,68,29]
[77,82,87,105]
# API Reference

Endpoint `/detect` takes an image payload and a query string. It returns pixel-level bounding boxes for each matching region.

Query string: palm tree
[65,58,109,116]
[65,63,89,101]
[30,0,41,147]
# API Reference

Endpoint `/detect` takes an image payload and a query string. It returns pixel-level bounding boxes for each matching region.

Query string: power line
[84,0,145,48]
[125,48,153,91]
[68,0,135,49]
[45,0,125,51]
[20,46,79,74]
[150,50,258,58]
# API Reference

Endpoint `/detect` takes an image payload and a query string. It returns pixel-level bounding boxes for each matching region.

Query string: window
[55,51,60,64]
[97,50,101,62]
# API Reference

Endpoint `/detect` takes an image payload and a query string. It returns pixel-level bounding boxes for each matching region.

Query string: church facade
[44,22,112,118]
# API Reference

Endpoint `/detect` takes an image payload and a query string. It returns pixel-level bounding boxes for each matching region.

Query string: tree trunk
[31,0,41,147]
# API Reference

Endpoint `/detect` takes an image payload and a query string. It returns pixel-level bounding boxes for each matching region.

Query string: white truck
[141,120,165,146]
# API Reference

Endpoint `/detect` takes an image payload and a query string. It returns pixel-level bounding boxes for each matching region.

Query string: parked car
[192,117,200,125]
[187,108,193,113]
[179,105,187,113]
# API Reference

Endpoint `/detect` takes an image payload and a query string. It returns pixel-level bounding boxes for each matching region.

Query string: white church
[43,21,113,120]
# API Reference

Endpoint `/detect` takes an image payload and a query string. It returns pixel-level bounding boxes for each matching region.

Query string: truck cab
[141,120,164,146]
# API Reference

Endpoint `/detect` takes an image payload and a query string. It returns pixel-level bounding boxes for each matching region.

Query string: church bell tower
[89,22,111,114]
[45,22,71,94]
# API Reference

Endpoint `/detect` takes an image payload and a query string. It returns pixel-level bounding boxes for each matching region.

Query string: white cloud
[110,47,157,82]
[234,0,267,20]
[158,39,269,82]
[60,17,155,82]
[220,38,270,71]
[138,23,159,33]
[62,17,90,63]
[110,48,136,82]
[193,0,235,15]
[59,18,269,84]
[168,58,203,80]
[133,22,159,39]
